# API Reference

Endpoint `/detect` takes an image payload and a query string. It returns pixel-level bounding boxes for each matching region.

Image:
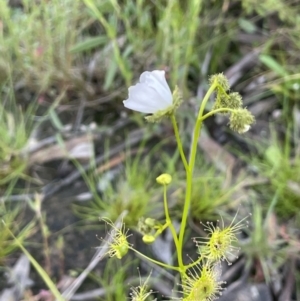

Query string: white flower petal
[124,84,162,113]
[140,70,172,106]
[241,125,251,133]
[123,70,173,114]
[123,84,158,113]
[129,84,164,108]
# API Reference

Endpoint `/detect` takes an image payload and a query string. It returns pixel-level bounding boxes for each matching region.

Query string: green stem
[163,184,181,266]
[171,115,189,173]
[199,108,235,122]
[185,254,205,269]
[38,215,51,276]
[178,82,218,267]
[130,247,180,272]
[154,222,169,237]
[3,221,65,301]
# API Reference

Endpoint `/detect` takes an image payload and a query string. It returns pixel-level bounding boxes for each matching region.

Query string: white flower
[123,70,173,114]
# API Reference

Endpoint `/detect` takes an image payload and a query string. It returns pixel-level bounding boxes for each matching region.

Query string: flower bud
[209,73,230,91]
[138,217,158,238]
[142,234,156,244]
[145,218,156,227]
[228,92,243,109]
[213,92,243,113]
[229,108,255,134]
[156,173,172,185]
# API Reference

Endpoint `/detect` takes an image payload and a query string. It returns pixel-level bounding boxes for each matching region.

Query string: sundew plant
[104,71,254,300]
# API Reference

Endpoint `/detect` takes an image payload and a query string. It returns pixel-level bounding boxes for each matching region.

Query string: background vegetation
[0,0,299,300]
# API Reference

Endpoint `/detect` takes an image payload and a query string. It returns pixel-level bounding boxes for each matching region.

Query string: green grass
[96,259,134,300]
[0,84,36,185]
[1,0,299,97]
[3,215,66,301]
[1,0,300,299]
[73,145,168,228]
[172,158,242,222]
[242,200,291,282]
[0,203,35,263]
[249,129,300,219]
[82,0,203,89]
[0,0,238,95]
[0,0,89,94]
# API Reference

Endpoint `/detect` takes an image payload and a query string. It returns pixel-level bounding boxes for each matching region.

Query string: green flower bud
[213,92,243,113]
[228,92,243,109]
[142,234,156,244]
[209,73,230,91]
[229,108,255,134]
[156,173,172,185]
[138,217,151,234]
[212,94,230,113]
[145,218,156,227]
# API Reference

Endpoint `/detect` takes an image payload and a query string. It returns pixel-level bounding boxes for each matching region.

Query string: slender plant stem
[178,82,218,267]
[163,184,181,267]
[38,216,51,275]
[130,247,180,272]
[199,108,234,122]
[185,254,205,269]
[171,115,189,173]
[154,222,170,236]
[3,222,65,301]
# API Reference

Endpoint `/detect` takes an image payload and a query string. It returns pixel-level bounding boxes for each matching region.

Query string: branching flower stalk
[177,79,219,275]
[102,71,254,300]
